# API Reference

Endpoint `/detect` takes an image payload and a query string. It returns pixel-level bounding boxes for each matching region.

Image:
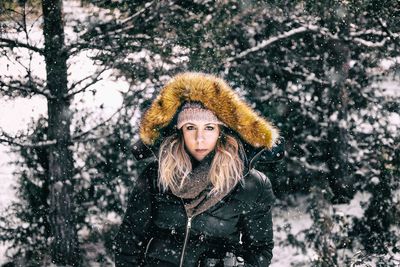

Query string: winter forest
[0,0,399,266]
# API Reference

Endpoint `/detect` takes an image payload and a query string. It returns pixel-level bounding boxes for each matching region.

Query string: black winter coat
[115,73,285,266]
[114,155,280,267]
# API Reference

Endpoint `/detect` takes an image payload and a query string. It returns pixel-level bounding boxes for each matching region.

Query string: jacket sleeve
[239,171,275,267]
[114,163,156,267]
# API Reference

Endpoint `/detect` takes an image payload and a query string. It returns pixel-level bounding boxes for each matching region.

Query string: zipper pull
[187,217,192,229]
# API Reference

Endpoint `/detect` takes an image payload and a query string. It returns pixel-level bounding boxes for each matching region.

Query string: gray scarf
[170,152,236,217]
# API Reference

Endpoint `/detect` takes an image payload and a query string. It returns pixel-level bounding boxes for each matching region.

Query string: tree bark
[326,23,352,203]
[41,0,80,265]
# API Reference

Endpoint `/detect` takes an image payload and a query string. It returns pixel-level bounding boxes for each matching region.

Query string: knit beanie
[177,102,225,129]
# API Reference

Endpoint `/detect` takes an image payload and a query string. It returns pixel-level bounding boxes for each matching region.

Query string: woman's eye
[205,126,215,130]
[186,125,195,130]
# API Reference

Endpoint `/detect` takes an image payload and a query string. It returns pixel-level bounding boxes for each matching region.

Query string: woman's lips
[195,149,208,153]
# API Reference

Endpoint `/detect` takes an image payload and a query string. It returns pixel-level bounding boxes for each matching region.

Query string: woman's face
[181,122,220,161]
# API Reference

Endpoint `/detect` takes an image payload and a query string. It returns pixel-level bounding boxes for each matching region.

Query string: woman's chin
[194,155,206,161]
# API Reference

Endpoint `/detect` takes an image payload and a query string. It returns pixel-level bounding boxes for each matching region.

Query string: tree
[41,0,81,264]
[0,0,186,264]
[1,0,80,264]
[215,0,400,201]
[0,0,139,265]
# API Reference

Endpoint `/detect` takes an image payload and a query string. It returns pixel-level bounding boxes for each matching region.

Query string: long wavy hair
[158,127,246,194]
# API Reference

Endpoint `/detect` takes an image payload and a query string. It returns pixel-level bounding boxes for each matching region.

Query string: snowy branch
[282,67,330,86]
[224,24,340,67]
[225,26,315,63]
[119,1,155,25]
[0,37,44,55]
[350,29,386,37]
[348,24,391,48]
[352,38,387,48]
[224,22,392,69]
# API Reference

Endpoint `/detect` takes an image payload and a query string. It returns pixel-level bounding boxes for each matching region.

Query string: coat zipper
[146,145,263,265]
[179,216,193,267]
[177,165,255,267]
[160,147,259,266]
[144,237,154,260]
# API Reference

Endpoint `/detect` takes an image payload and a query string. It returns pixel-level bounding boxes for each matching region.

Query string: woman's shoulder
[140,160,159,175]
[234,169,275,205]
[134,160,159,192]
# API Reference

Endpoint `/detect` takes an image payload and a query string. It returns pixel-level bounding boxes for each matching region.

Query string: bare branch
[66,78,102,98]
[73,132,115,144]
[0,79,54,99]
[72,88,143,142]
[66,67,109,99]
[0,130,56,148]
[67,33,150,57]
[66,1,155,54]
[0,37,44,55]
[98,1,156,38]
[27,14,44,36]
[72,103,125,141]
[0,137,57,148]
[1,8,25,32]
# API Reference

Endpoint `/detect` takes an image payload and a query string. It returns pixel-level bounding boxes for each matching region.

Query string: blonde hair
[158,129,246,194]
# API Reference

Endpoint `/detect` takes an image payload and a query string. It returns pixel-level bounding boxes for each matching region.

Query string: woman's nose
[196,131,205,143]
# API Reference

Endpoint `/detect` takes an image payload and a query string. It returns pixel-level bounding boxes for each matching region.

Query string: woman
[114,72,284,267]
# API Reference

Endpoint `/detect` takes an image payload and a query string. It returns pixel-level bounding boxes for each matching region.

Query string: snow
[1,0,399,265]
[375,77,400,98]
[334,191,371,219]
[270,191,379,266]
[0,97,47,135]
[271,196,313,267]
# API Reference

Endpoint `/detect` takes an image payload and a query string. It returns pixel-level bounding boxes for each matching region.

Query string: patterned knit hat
[177,102,225,129]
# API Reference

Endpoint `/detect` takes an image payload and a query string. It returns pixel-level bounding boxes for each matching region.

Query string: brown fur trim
[139,72,279,149]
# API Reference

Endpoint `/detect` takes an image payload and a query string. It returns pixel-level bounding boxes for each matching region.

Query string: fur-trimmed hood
[140,72,279,149]
[133,72,284,168]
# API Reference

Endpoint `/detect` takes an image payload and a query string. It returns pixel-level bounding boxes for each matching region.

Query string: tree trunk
[42,0,80,265]
[326,32,351,203]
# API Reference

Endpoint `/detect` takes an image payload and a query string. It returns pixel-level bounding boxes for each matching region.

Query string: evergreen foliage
[0,118,51,266]
[0,0,399,265]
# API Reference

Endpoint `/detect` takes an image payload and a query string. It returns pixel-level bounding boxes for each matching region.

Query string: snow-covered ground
[271,197,313,267]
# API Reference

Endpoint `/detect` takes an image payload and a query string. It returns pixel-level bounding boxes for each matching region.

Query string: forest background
[0,0,399,266]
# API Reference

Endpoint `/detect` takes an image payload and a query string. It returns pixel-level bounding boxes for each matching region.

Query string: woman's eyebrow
[184,123,216,127]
